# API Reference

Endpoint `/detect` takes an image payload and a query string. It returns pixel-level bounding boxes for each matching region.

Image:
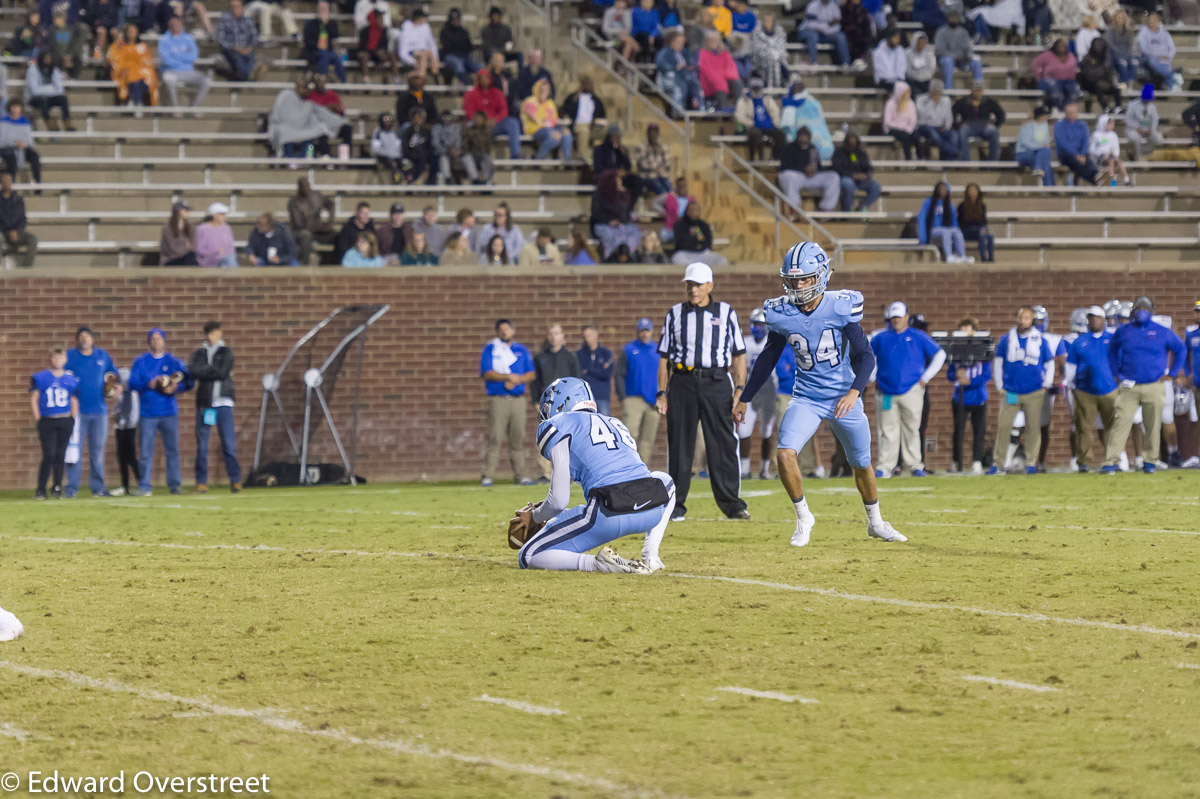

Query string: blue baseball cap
[148,326,166,342]
[637,317,654,331]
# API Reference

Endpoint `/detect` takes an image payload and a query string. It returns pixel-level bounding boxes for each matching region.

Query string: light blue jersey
[536,410,649,495]
[763,289,865,402]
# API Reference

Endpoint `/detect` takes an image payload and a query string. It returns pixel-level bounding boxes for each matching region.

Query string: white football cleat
[791,509,816,547]
[867,521,907,542]
[0,606,24,642]
[595,547,652,574]
[641,554,666,573]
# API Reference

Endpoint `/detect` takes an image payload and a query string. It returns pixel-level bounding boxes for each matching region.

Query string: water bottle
[1109,177,1117,187]
[305,143,315,160]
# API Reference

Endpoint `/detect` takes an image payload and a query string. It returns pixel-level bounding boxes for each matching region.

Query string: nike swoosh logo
[633,500,652,510]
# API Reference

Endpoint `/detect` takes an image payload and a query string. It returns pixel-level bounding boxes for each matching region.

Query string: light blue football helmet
[780,241,831,305]
[538,377,598,422]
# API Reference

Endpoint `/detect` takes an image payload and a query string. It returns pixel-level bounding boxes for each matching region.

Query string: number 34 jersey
[537,411,650,496]
[763,289,865,402]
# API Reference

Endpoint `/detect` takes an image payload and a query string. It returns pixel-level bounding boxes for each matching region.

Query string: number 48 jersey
[536,411,650,497]
[763,289,865,402]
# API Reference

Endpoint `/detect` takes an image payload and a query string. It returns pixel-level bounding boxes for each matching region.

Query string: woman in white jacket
[1090,114,1129,185]
[397,8,440,79]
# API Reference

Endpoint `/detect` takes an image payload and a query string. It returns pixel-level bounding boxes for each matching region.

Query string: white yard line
[921,521,1200,537]
[0,662,658,798]
[961,675,1060,693]
[0,722,34,741]
[1177,663,1200,670]
[474,694,566,716]
[714,686,818,704]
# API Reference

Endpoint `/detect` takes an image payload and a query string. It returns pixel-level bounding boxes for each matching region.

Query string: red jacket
[463,70,510,124]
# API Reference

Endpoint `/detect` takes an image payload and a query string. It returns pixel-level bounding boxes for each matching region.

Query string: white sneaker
[1069,457,1078,472]
[1135,455,1144,470]
[867,520,907,542]
[813,465,827,478]
[1154,459,1170,470]
[1118,451,1130,471]
[971,461,984,475]
[641,554,666,573]
[0,607,24,642]
[595,546,651,574]
[791,509,816,547]
[1182,456,1200,468]
[110,486,126,496]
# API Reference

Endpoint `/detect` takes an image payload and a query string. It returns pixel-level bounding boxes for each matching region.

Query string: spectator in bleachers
[565,229,600,265]
[481,234,511,265]
[1137,13,1177,90]
[288,178,334,264]
[591,168,642,262]
[592,124,635,185]
[370,111,403,182]
[840,0,873,68]
[411,206,446,255]
[335,201,377,261]
[671,201,727,266]
[934,12,983,90]
[216,0,261,82]
[968,0,1024,45]
[603,0,640,63]
[832,130,881,211]
[0,173,34,267]
[515,49,555,104]
[798,0,850,67]
[269,76,347,160]
[462,111,496,184]
[728,0,757,80]
[489,51,515,110]
[906,32,936,96]
[464,69,522,159]
[952,81,1003,161]
[400,230,438,265]
[10,12,47,61]
[735,79,785,161]
[911,0,946,34]
[698,30,741,110]
[657,0,683,30]
[1105,10,1138,88]
[661,174,692,243]
[440,231,476,265]
[873,29,907,93]
[397,8,439,80]
[46,10,88,79]
[82,0,119,60]
[25,51,73,131]
[244,0,296,39]
[246,212,299,266]
[476,202,524,258]
[778,125,841,213]
[159,16,210,109]
[395,72,438,131]
[159,200,196,265]
[957,183,995,262]
[751,12,788,90]
[656,31,702,112]
[636,229,667,263]
[308,73,344,115]
[1091,114,1129,185]
[109,24,159,107]
[705,0,732,37]
[342,231,385,266]
[631,0,663,64]
[439,9,478,86]
[518,228,563,267]
[0,101,41,185]
[780,80,833,161]
[522,78,573,161]
[916,180,968,262]
[453,206,475,240]
[883,80,917,160]
[561,77,608,154]
[634,122,672,203]
[432,110,465,184]
[195,202,236,267]
[1031,37,1078,111]
[1016,105,1054,185]
[302,1,347,83]
[1075,15,1099,59]
[376,202,409,260]
[1125,84,1162,161]
[354,0,398,83]
[481,6,519,67]
[1022,0,1051,40]
[1047,0,1083,30]
[1055,101,1097,184]
[915,79,958,159]
[1078,38,1120,114]
[400,107,435,183]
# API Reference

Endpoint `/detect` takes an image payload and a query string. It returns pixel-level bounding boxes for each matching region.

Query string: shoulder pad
[831,289,865,323]
[763,295,790,312]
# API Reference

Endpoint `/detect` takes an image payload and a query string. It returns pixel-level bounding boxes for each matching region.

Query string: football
[103,373,120,398]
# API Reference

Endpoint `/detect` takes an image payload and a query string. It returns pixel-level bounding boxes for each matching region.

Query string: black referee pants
[666,372,747,518]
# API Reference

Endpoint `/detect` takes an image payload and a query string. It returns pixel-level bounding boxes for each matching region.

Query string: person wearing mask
[439,8,478,85]
[915,79,958,160]
[561,76,610,154]
[952,81,1004,161]
[531,323,581,480]
[1101,296,1186,474]
[957,183,994,262]
[934,12,983,89]
[734,78,785,162]
[30,347,79,500]
[196,202,237,267]
[64,326,119,498]
[1031,37,1078,111]
[698,30,741,110]
[777,126,840,213]
[187,321,241,494]
[1125,84,1163,161]
[751,12,788,90]
[481,318,536,486]
[0,100,41,185]
[1137,13,1177,90]
[1065,305,1117,472]
[1016,104,1054,185]
[987,306,1054,475]
[616,317,662,466]
[906,32,936,96]
[882,80,917,160]
[159,200,196,265]
[246,211,299,266]
[1054,102,1097,185]
[671,202,727,266]
[396,8,439,80]
[25,50,73,130]
[832,130,882,212]
[873,29,907,92]
[159,15,209,108]
[946,317,991,474]
[656,31,702,113]
[916,181,968,263]
[302,0,346,82]
[129,327,193,495]
[0,172,35,267]
[518,228,563,267]
[287,178,334,265]
[578,325,615,414]
[798,0,850,66]
[1091,114,1129,186]
[870,301,946,478]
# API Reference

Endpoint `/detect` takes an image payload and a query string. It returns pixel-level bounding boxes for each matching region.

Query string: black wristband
[656,390,666,397]
[735,384,745,391]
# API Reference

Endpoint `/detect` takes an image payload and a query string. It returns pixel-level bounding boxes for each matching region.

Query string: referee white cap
[886,301,907,319]
[682,262,714,284]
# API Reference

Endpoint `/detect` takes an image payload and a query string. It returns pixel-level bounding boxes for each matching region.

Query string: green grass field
[1,474,1199,799]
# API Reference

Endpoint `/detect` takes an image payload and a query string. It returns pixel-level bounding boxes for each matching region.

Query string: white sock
[864,500,883,526]
[642,502,673,561]
[1168,445,1178,455]
[740,457,750,474]
[793,496,811,520]
[527,550,595,571]
[1004,441,1019,468]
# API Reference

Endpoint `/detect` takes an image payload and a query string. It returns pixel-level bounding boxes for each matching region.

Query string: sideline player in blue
[735,241,905,547]
[30,347,81,500]
[519,377,676,574]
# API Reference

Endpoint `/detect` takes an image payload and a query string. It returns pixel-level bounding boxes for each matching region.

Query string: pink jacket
[663,192,696,230]
[883,81,916,134]
[1031,50,1078,81]
[698,48,737,96]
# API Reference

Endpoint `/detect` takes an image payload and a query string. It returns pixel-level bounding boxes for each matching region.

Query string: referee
[655,262,750,522]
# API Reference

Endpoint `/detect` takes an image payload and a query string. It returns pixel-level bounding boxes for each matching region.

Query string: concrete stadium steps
[824,216,1200,239]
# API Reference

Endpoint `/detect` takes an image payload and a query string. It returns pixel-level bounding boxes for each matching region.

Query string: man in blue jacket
[1101,296,1186,474]
[129,327,193,496]
[1054,102,1098,185]
[870,301,946,478]
[577,325,614,415]
[1065,305,1117,471]
[616,317,661,466]
[989,306,1054,474]
[946,317,991,474]
[65,326,119,498]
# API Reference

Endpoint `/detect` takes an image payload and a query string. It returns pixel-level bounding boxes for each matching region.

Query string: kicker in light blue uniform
[736,241,905,548]
[519,377,675,574]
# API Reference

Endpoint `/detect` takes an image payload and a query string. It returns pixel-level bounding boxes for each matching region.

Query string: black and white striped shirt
[658,299,746,369]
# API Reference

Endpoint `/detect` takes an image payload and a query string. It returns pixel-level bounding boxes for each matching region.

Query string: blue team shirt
[30,369,80,417]
[480,340,535,397]
[536,410,649,496]
[65,347,117,416]
[129,351,192,417]
[762,289,864,402]
[775,345,796,395]
[623,339,660,406]
[1108,320,1185,384]
[947,360,991,406]
[996,332,1053,394]
[730,9,757,32]
[1186,326,1200,378]
[870,326,942,396]
[578,345,614,402]
[1066,330,1117,396]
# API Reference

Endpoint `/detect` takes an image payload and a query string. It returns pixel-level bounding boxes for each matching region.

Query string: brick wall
[2,266,1197,491]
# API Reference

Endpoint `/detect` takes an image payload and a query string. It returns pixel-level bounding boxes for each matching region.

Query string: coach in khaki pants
[1065,306,1117,470]
[480,319,537,487]
[869,302,946,477]
[616,317,662,465]
[1101,296,1186,475]
[990,306,1054,475]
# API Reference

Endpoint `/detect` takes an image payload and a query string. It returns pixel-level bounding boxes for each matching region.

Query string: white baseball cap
[208,202,230,216]
[886,301,907,319]
[682,262,714,284]
[1086,305,1105,317]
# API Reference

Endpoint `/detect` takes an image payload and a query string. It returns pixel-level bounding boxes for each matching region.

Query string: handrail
[515,0,552,61]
